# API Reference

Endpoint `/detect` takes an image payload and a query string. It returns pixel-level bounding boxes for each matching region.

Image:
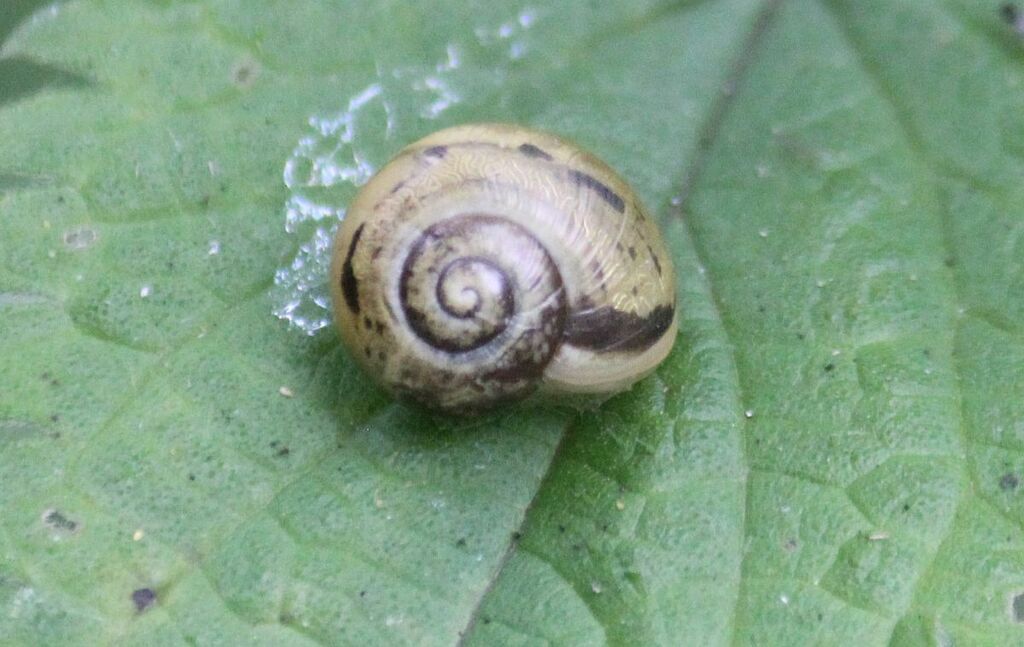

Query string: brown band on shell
[568,169,626,213]
[647,243,663,276]
[518,143,553,160]
[398,217,521,354]
[340,223,365,314]
[564,303,674,352]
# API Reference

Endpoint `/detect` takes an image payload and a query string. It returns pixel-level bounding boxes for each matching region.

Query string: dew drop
[272,6,543,338]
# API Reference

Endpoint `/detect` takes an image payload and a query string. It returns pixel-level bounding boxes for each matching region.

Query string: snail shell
[329,123,676,411]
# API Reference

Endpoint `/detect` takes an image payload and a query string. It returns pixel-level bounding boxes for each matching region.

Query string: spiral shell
[330,123,676,411]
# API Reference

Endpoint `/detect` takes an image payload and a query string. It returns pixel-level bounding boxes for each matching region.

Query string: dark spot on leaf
[359,590,367,597]
[456,538,466,548]
[275,446,290,458]
[558,525,566,533]
[1002,3,1020,26]
[132,588,157,613]
[1000,473,1019,491]
[424,145,447,158]
[188,473,196,481]
[627,246,637,260]
[1013,591,1024,622]
[483,616,492,624]
[231,57,260,88]
[512,531,522,541]
[63,227,97,250]
[42,509,78,533]
[902,503,911,512]
[824,363,835,372]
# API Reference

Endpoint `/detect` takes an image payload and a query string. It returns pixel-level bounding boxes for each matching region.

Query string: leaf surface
[1,1,1023,645]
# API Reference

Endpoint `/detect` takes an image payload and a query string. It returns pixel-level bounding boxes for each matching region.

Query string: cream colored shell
[330,123,676,412]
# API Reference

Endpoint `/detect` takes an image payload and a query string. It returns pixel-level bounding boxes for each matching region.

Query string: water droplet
[271,225,337,335]
[272,7,542,337]
[139,284,152,298]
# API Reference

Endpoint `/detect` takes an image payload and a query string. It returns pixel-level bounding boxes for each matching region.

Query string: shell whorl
[398,214,566,378]
[330,123,678,412]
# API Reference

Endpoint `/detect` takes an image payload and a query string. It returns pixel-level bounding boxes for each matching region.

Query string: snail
[329,123,677,412]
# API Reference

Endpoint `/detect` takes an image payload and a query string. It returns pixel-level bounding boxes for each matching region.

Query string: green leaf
[2,0,1023,645]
